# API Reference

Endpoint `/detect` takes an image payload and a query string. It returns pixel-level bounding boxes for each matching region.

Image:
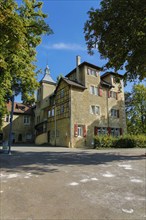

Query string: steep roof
[100,79,113,88]
[41,65,56,85]
[63,78,86,89]
[7,102,33,115]
[65,61,102,77]
[101,71,123,79]
[54,77,86,94]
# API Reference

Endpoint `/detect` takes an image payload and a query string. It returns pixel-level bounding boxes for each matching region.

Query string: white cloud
[42,42,85,51]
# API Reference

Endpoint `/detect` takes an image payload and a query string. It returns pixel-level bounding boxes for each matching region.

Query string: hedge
[94,134,146,148]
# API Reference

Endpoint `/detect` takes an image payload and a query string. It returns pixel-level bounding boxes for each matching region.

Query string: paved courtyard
[0,146,146,220]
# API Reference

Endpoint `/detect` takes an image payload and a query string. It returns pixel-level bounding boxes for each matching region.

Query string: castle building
[35,56,127,148]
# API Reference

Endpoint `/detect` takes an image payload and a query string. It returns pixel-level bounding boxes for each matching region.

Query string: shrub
[94,135,117,148]
[94,134,146,148]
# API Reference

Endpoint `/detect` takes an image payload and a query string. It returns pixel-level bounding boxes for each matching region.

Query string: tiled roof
[6,102,33,115]
[65,61,102,77]
[101,71,123,78]
[63,78,86,89]
[100,79,113,88]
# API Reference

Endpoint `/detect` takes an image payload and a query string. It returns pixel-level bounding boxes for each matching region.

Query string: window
[94,127,107,135]
[111,109,119,118]
[94,87,98,95]
[111,128,120,137]
[24,116,30,125]
[90,86,94,94]
[60,89,64,98]
[26,133,32,140]
[52,108,55,116]
[87,68,98,77]
[90,86,98,95]
[60,105,64,114]
[78,126,83,137]
[109,91,117,99]
[5,115,10,122]
[90,105,100,115]
[48,110,51,118]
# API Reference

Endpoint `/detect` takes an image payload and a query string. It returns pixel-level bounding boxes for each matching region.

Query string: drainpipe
[69,88,72,147]
[54,103,57,146]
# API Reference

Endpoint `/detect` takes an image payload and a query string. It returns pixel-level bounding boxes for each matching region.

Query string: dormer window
[87,68,98,77]
[16,104,25,111]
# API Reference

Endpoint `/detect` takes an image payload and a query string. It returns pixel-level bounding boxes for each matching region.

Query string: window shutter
[99,87,102,97]
[117,110,119,118]
[83,125,86,137]
[120,128,123,135]
[94,127,98,135]
[74,124,78,137]
[107,127,111,135]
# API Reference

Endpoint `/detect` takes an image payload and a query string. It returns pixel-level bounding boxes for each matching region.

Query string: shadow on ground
[0,148,145,176]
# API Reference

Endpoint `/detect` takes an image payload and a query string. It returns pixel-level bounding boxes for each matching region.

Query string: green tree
[84,0,146,81]
[0,0,53,127]
[125,84,146,134]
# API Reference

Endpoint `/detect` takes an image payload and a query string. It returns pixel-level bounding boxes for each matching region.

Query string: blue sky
[37,0,103,81]
[16,0,136,101]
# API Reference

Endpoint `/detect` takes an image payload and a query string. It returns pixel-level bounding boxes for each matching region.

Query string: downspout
[54,102,57,146]
[69,87,72,147]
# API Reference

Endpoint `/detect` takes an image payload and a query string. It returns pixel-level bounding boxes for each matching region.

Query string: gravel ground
[0,146,146,220]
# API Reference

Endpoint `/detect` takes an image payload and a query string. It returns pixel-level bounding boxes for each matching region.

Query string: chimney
[76,55,81,82]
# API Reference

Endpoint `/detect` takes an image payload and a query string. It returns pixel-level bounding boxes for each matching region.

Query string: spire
[41,65,56,84]
[45,65,50,75]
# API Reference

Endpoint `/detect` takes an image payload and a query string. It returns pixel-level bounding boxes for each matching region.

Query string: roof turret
[41,65,56,85]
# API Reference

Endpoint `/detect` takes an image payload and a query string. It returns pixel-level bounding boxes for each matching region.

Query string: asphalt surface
[0,146,146,220]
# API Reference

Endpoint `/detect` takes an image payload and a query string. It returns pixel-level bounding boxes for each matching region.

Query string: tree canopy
[125,84,146,134]
[84,0,146,81]
[0,0,52,126]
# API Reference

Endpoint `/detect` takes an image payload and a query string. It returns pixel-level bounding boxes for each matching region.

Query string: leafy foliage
[94,134,146,148]
[125,84,146,134]
[84,0,146,81]
[0,0,53,127]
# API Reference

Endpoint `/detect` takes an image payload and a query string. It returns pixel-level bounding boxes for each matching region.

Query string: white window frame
[90,86,98,96]
[24,115,30,125]
[90,85,94,94]
[111,109,118,117]
[48,110,51,118]
[87,68,98,77]
[52,108,55,117]
[110,91,117,99]
[90,105,100,115]
[94,87,98,95]
[77,126,83,137]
